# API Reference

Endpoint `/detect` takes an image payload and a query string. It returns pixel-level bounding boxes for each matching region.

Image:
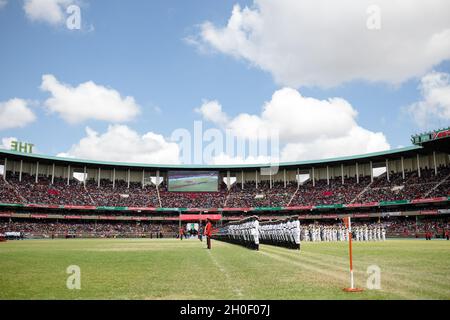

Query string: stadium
[2,1,450,307]
[0,128,449,300]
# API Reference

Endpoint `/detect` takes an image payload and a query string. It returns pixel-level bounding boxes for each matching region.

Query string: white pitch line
[207,250,244,297]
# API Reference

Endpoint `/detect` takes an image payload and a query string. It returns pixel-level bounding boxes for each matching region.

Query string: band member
[205,218,212,249]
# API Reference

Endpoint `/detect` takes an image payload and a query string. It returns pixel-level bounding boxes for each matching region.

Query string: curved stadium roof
[0,144,429,171]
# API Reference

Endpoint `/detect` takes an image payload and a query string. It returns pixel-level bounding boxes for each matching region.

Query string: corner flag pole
[348,217,354,289]
[343,216,363,293]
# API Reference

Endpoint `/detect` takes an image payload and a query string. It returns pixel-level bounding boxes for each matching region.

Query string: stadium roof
[411,127,450,152]
[0,144,433,171]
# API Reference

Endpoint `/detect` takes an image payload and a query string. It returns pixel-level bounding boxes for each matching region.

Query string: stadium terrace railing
[1,208,448,223]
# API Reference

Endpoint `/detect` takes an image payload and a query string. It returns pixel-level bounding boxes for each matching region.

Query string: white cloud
[0,0,7,9]
[408,71,450,127]
[0,98,36,130]
[280,126,390,161]
[58,125,181,164]
[41,74,141,124]
[0,137,17,150]
[197,87,390,162]
[195,100,229,127]
[23,0,74,25]
[195,0,450,87]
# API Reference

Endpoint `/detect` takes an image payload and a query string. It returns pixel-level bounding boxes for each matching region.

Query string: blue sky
[0,0,449,164]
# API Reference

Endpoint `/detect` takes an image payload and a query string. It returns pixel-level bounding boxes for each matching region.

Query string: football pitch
[0,238,449,300]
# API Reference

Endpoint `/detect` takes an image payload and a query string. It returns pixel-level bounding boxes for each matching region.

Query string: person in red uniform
[179,227,184,240]
[445,230,449,241]
[205,218,212,249]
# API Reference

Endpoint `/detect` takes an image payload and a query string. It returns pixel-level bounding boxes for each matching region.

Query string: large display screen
[168,171,219,192]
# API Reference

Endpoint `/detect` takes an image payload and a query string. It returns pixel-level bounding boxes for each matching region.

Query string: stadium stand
[1,216,448,240]
[0,220,178,238]
[0,164,448,209]
[0,128,448,239]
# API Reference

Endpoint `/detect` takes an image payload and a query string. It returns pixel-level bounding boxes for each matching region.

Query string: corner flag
[343,217,363,293]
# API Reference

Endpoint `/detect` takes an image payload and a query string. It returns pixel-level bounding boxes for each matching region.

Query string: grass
[0,238,449,300]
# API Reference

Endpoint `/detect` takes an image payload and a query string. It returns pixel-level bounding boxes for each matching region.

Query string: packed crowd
[86,179,160,207]
[226,181,297,208]
[354,167,450,203]
[386,217,450,237]
[7,174,92,206]
[0,220,179,238]
[291,176,371,206]
[0,179,22,203]
[1,217,449,239]
[0,165,448,208]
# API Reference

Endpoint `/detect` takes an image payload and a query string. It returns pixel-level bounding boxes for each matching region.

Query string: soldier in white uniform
[258,216,301,249]
[217,216,260,250]
[253,218,260,249]
[293,218,301,249]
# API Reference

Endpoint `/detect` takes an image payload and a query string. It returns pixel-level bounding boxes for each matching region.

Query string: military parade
[214,216,260,250]
[214,218,386,252]
[301,223,386,242]
[259,216,301,250]
[214,216,303,250]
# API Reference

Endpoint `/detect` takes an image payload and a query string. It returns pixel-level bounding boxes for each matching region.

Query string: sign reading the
[11,141,34,154]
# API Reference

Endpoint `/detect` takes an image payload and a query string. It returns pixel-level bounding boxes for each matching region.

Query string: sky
[0,0,449,165]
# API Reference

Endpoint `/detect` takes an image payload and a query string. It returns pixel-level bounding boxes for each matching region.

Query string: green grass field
[0,238,449,300]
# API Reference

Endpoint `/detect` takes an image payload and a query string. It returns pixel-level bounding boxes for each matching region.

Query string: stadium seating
[0,165,449,208]
[1,217,448,239]
[0,220,178,238]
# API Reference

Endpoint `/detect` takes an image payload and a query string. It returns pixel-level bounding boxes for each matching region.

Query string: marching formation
[353,225,386,242]
[213,216,260,250]
[259,216,301,250]
[213,219,387,251]
[301,224,386,242]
